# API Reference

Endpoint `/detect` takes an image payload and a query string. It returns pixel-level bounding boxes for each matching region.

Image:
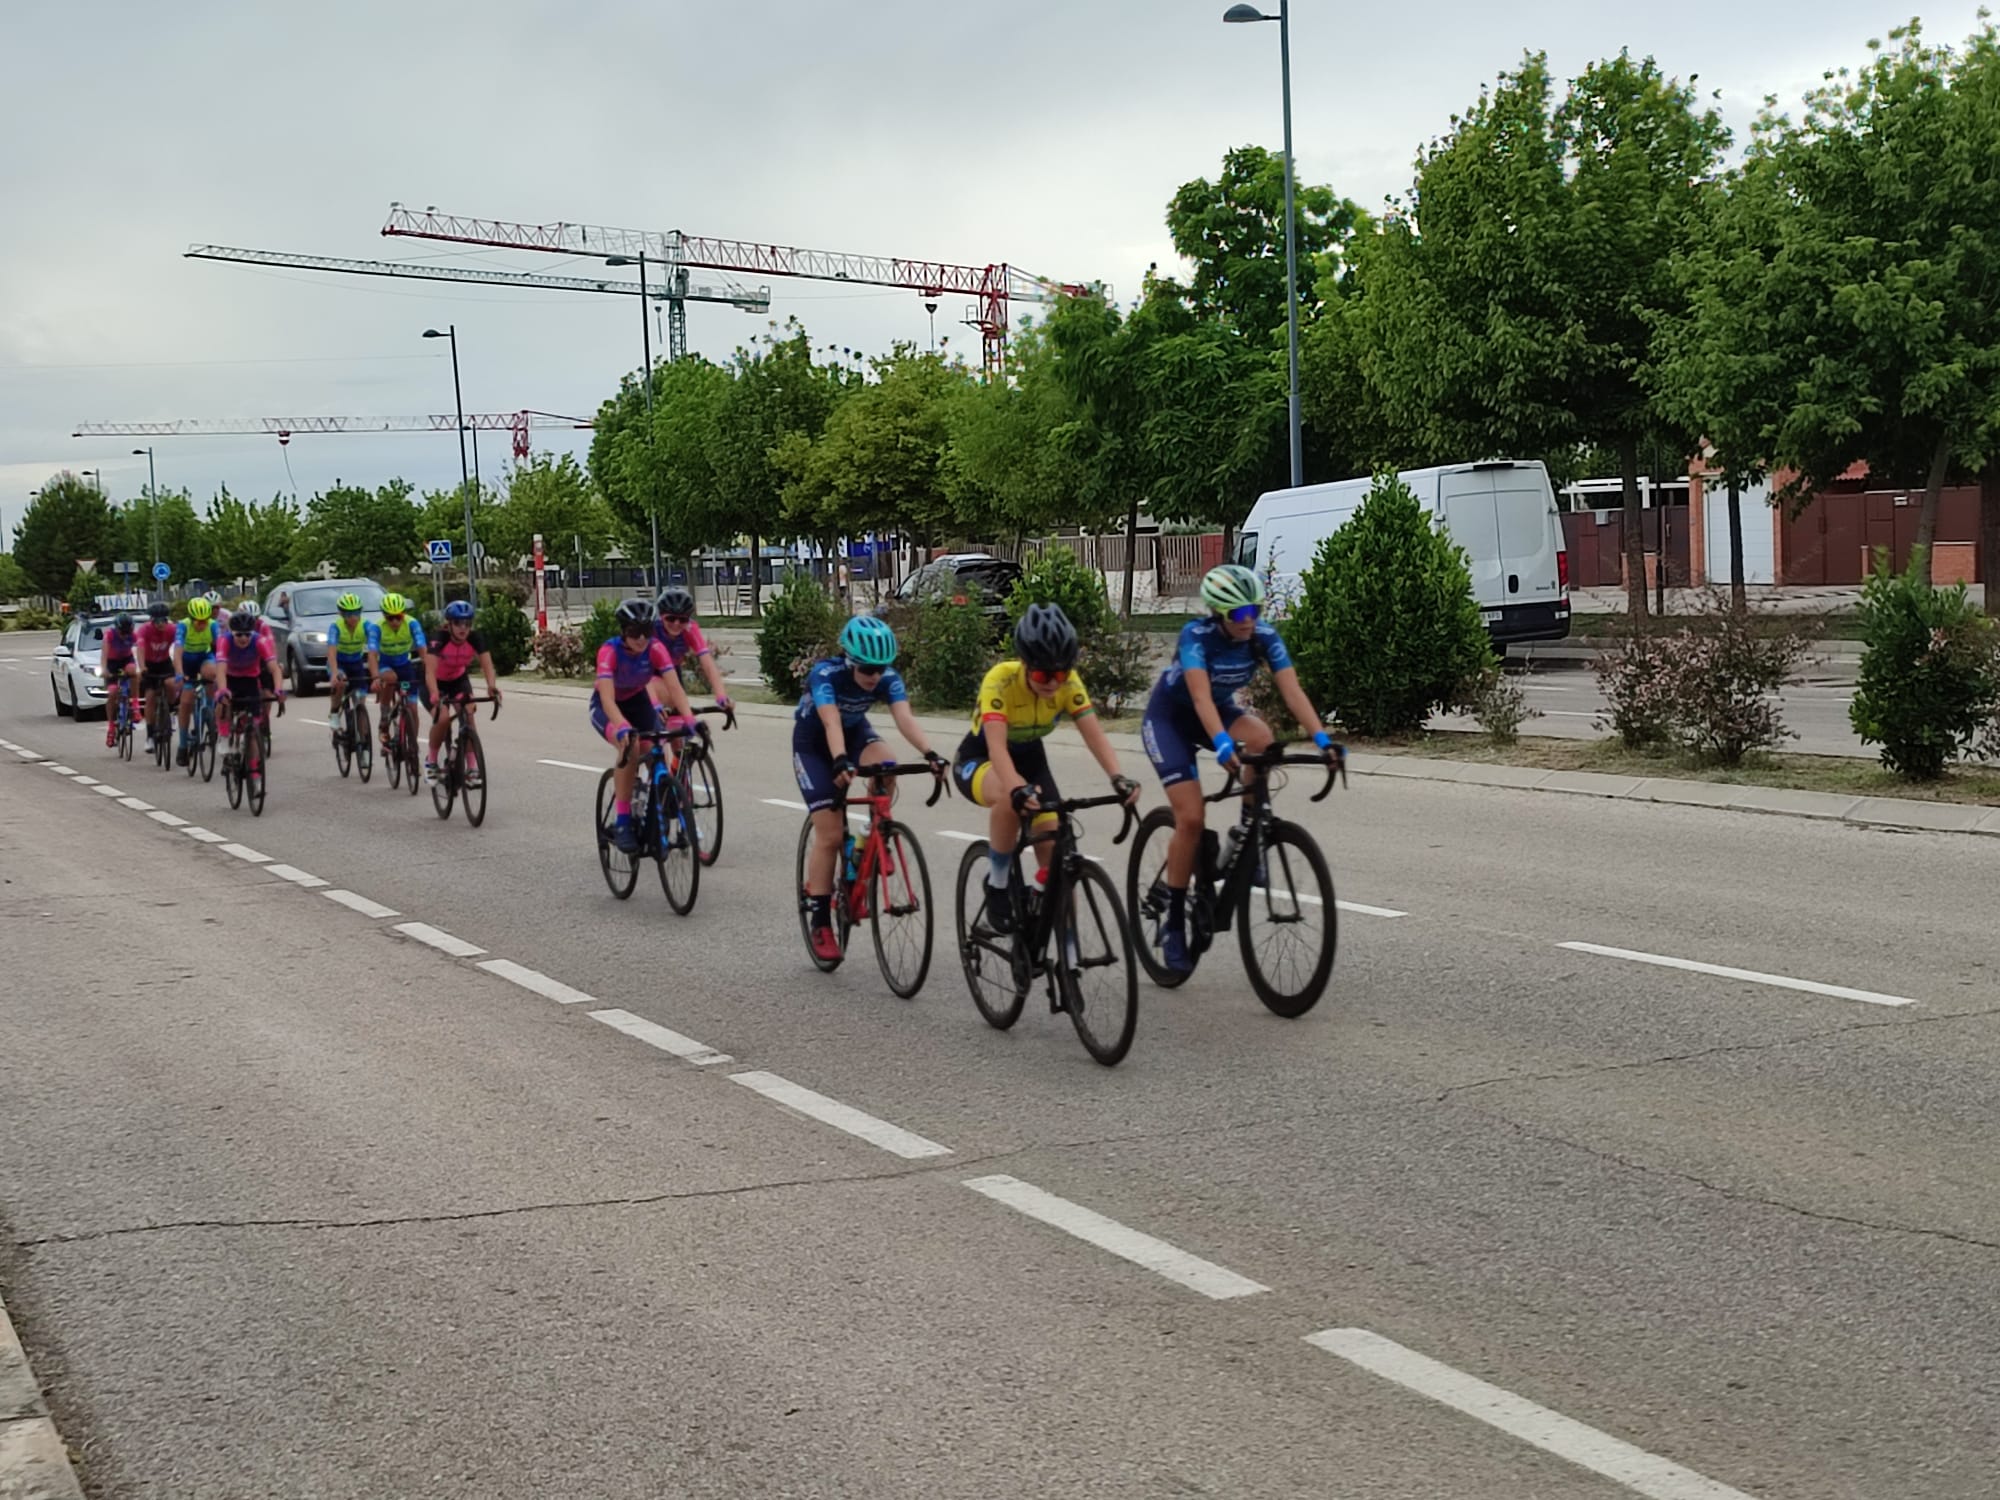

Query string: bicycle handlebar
[688,703,736,732]
[1019,788,1139,846]
[840,759,949,808]
[462,693,502,722]
[1218,740,1347,804]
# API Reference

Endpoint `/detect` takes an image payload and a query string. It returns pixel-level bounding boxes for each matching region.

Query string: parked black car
[893,554,1023,635]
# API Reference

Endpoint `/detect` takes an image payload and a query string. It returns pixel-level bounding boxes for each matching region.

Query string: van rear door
[1492,468,1562,609]
[1437,469,1505,617]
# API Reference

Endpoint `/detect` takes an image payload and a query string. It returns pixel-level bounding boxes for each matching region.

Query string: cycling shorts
[791,718,881,814]
[953,732,1058,810]
[332,655,368,682]
[1141,702,1246,789]
[140,659,177,685]
[221,674,265,715]
[434,674,474,705]
[590,691,661,745]
[179,652,212,677]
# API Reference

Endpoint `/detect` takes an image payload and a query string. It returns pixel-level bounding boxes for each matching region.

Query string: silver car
[262,578,386,696]
[50,613,124,719]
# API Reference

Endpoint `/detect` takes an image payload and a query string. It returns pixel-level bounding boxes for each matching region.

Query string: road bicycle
[431,693,500,827]
[595,725,701,914]
[330,680,374,784]
[146,675,175,770]
[380,679,423,797]
[1126,741,1345,1018]
[954,789,1140,1067]
[793,762,945,998]
[110,680,137,761]
[667,705,732,866]
[219,694,284,817]
[185,678,218,782]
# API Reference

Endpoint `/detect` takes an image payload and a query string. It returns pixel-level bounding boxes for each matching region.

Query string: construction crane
[382,202,1096,372]
[182,244,771,319]
[74,412,592,463]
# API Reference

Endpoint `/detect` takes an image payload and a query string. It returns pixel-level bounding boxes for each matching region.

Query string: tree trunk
[1620,437,1649,624]
[1726,479,1747,615]
[1120,497,1141,620]
[1913,432,1951,585]
[1981,468,2000,618]
[748,530,762,618]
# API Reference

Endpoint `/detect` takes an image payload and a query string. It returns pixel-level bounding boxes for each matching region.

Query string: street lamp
[80,468,102,494]
[131,447,159,574]
[422,326,477,585]
[606,253,663,591]
[1224,0,1303,489]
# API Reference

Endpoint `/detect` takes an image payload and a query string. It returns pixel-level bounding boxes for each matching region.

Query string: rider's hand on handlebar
[1009,782,1040,814]
[1211,729,1240,771]
[1111,773,1141,807]
[831,753,856,788]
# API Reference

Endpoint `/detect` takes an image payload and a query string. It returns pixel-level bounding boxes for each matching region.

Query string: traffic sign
[152,562,171,582]
[427,539,453,563]
[75,558,96,574]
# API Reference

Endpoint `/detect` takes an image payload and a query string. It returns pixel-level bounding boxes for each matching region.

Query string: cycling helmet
[228,610,257,634]
[1014,603,1080,672]
[236,600,261,619]
[185,597,212,622]
[443,599,476,622]
[113,612,133,633]
[1200,563,1266,615]
[380,593,408,616]
[614,597,657,630]
[335,592,362,613]
[839,614,898,668]
[655,586,696,619]
[148,600,170,621]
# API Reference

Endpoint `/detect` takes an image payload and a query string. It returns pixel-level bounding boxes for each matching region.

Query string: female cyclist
[424,599,502,784]
[593,598,696,852]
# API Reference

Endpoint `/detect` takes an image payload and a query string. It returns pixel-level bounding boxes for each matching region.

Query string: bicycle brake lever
[1113,804,1136,846]
[925,772,946,807]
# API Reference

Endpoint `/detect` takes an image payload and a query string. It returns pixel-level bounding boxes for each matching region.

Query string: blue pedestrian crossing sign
[427,539,454,564]
[152,562,171,582]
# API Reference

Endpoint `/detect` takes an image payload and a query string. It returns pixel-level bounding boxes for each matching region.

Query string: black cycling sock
[1167,886,1187,927]
[808,894,831,928]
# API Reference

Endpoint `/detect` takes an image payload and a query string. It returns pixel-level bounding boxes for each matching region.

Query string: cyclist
[134,601,180,751]
[1140,563,1338,973]
[367,593,428,756]
[100,612,139,749]
[171,597,224,766]
[652,586,733,727]
[592,598,697,853]
[793,614,947,962]
[423,599,502,785]
[213,607,285,749]
[324,593,372,732]
[955,604,1139,933]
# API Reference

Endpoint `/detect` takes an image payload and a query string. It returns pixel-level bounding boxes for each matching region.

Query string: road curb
[0,1287,85,1500]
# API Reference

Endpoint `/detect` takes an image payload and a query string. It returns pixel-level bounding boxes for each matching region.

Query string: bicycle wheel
[401,705,421,797]
[223,736,243,810]
[431,725,458,820]
[794,816,846,971]
[117,707,133,761]
[1237,819,1337,1019]
[384,708,403,789]
[353,703,373,783]
[333,711,353,778]
[595,768,639,899]
[460,725,487,827]
[1125,807,1194,990]
[869,819,933,999]
[955,840,1026,1030]
[246,725,267,816]
[198,716,216,782]
[682,749,723,866]
[1058,860,1139,1066]
[153,696,171,770]
[654,774,700,915]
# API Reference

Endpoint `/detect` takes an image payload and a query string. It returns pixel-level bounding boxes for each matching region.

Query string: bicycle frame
[834,763,944,921]
[1008,793,1137,960]
[1184,744,1345,937]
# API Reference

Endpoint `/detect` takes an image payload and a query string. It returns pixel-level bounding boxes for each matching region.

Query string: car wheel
[53,676,73,717]
[289,650,316,698]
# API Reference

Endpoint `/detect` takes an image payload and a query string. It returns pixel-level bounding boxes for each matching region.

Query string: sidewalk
[0,1286,85,1500]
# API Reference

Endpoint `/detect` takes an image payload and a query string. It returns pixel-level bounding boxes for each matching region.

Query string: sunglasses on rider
[847,658,884,677]
[1028,667,1071,685]
[1227,604,1262,624]
[661,614,691,626]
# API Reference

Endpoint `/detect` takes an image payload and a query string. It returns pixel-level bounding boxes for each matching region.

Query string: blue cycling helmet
[443,599,476,622]
[839,614,898,668]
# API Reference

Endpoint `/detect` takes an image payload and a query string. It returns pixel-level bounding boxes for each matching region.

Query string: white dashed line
[1559,941,1915,1009]
[938,829,980,843]
[48,764,76,775]
[1306,1329,1755,1500]
[147,810,189,827]
[963,1174,1269,1300]
[589,1007,734,1065]
[92,784,124,797]
[537,759,602,773]
[71,775,99,786]
[476,958,597,1006]
[392,921,486,958]
[118,796,155,811]
[182,827,227,843]
[12,748,39,760]
[265,864,328,888]
[730,1071,952,1160]
[219,843,270,863]
[322,889,399,919]
[762,797,809,812]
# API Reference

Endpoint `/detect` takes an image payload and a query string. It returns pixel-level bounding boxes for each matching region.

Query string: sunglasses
[847,658,885,676]
[661,614,691,625]
[1227,604,1262,624]
[230,629,254,640]
[1028,667,1071,685]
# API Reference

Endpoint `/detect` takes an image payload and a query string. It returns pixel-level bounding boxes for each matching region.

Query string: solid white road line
[322,889,400,919]
[1306,1329,1755,1500]
[963,1174,1270,1300]
[182,827,227,843]
[477,958,597,1006]
[218,843,270,863]
[392,921,486,958]
[730,1071,952,1160]
[265,864,329,888]
[588,1007,734,1065]
[147,810,189,827]
[117,796,155,811]
[1336,899,1407,919]
[762,797,808,812]
[537,758,602,774]
[938,829,980,842]
[1559,941,1915,1009]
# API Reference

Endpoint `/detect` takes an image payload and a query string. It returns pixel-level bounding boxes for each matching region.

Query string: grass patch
[1570,610,1866,641]
[1355,731,2000,806]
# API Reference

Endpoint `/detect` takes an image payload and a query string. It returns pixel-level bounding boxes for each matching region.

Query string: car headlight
[80,663,98,678]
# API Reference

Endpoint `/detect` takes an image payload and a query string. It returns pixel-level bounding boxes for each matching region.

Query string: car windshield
[293,584,385,616]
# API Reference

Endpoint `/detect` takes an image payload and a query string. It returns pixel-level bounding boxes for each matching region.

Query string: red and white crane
[74,412,592,462]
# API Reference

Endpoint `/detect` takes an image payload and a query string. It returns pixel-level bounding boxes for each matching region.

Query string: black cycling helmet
[228,610,258,634]
[113,612,133,633]
[614,597,657,631]
[147,600,170,620]
[1014,603,1080,673]
[655,586,696,619]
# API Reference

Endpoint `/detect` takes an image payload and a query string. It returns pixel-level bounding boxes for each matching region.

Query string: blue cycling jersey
[794,657,908,733]
[1149,617,1293,720]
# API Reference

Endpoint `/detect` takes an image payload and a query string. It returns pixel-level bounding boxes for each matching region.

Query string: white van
[1235,460,1571,646]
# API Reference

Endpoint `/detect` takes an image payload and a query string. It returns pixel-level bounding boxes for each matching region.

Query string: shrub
[1006,547,1112,637]
[475,587,533,676]
[1458,664,1538,746]
[1593,634,1677,749]
[534,629,587,678]
[679,638,731,696]
[1077,623,1155,718]
[1666,604,1811,765]
[879,595,989,713]
[1850,554,2000,780]
[67,572,112,614]
[758,571,846,700]
[14,605,60,631]
[579,598,623,659]
[1288,473,1492,737]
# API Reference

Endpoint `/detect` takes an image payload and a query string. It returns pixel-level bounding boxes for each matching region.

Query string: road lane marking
[1305,1329,1755,1500]
[730,1071,951,1159]
[48,764,76,775]
[964,1174,1269,1300]
[266,864,328,888]
[477,958,597,1006]
[762,797,808,812]
[537,758,602,773]
[589,1007,734,1064]
[1335,899,1407,918]
[13,748,39,760]
[1559,941,1915,1008]
[218,843,270,863]
[147,810,189,827]
[182,827,226,843]
[71,775,99,785]
[323,889,399,919]
[938,829,980,842]
[117,796,154,811]
[392,922,486,958]
[92,784,124,797]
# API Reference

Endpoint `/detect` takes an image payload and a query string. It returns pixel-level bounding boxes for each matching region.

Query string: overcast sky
[4,0,1988,547]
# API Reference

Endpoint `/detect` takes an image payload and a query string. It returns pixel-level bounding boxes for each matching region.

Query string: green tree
[491,453,620,570]
[294,479,420,576]
[0,553,29,600]
[115,488,210,583]
[416,481,501,577]
[68,570,114,614]
[13,475,117,597]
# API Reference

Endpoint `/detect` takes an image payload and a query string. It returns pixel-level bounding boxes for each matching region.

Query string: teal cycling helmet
[839,614,898,668]
[1200,563,1266,615]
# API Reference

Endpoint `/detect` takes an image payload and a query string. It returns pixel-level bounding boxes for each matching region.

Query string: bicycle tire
[869,819,933,999]
[794,815,846,971]
[246,729,266,816]
[595,768,639,899]
[1058,860,1139,1066]
[1125,806,1194,989]
[460,724,487,827]
[431,727,457,820]
[401,704,420,797]
[354,703,373,783]
[1236,819,1337,1018]
[117,707,133,761]
[152,693,170,770]
[384,710,402,789]
[333,712,353,778]
[682,748,723,867]
[183,706,199,777]
[198,717,216,782]
[655,772,700,915]
[954,840,1026,1030]
[223,733,243,810]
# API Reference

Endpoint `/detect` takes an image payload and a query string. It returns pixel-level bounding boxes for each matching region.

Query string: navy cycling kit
[1140,617,1294,787]
[791,657,910,811]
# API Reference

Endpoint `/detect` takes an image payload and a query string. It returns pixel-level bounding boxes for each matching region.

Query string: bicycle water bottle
[1026,865,1049,917]
[1216,823,1246,876]
[842,832,859,885]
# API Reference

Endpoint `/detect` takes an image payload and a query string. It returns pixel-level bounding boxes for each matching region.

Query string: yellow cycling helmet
[335,592,363,613]
[380,592,409,615]
[185,597,212,622]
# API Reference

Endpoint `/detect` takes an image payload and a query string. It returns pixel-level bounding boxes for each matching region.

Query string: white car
[50,613,125,719]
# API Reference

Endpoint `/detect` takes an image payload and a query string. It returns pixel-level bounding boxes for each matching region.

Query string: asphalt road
[1,634,1997,1498]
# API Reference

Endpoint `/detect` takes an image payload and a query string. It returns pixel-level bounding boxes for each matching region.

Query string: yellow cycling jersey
[330,619,370,656]
[972,659,1094,743]
[179,619,220,654]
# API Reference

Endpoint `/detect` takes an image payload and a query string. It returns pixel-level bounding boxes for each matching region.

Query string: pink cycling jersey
[597,639,671,700]
[216,629,275,679]
[430,629,489,682]
[135,620,178,664]
[654,619,710,670]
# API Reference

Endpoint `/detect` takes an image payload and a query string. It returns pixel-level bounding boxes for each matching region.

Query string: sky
[4,0,1990,550]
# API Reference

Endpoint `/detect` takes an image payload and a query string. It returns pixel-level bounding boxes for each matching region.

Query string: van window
[1235,531,1258,569]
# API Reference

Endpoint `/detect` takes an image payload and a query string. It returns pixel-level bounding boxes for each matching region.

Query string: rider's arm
[700,651,730,705]
[1074,711,1127,783]
[1272,666,1329,742]
[815,702,848,763]
[477,649,499,697]
[980,717,1023,799]
[262,636,282,698]
[1182,666,1228,748]
[888,700,934,759]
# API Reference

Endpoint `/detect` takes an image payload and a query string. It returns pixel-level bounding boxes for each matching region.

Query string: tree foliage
[14,476,117,596]
[294,479,420,576]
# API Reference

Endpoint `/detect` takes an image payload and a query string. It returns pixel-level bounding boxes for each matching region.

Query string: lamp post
[421,326,476,586]
[1223,0,1303,489]
[131,447,159,574]
[607,252,663,592]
